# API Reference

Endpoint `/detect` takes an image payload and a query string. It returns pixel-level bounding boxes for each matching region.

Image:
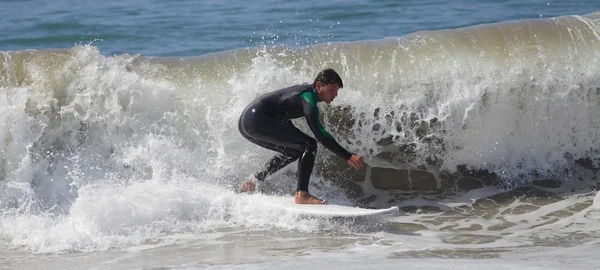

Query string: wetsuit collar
[312,88,322,102]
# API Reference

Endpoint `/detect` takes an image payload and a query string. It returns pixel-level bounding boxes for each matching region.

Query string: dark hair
[312,68,343,88]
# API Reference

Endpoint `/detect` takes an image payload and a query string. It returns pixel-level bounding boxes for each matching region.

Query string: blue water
[2,0,600,56]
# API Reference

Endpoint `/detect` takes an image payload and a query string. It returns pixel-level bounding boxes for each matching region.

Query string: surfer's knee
[305,138,317,154]
[283,148,303,159]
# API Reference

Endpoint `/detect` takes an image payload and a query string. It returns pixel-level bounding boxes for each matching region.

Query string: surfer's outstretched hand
[347,154,365,170]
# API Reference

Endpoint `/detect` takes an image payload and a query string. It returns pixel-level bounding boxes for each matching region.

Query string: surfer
[238,68,365,204]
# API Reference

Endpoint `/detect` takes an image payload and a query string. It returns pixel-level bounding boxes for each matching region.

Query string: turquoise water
[2,0,600,56]
[4,1,600,270]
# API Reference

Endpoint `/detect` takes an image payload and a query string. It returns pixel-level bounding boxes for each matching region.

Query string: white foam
[2,28,600,254]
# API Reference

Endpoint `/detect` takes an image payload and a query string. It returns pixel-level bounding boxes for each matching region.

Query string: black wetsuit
[238,84,353,191]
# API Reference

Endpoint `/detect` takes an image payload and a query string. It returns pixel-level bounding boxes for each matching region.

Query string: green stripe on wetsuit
[300,91,334,140]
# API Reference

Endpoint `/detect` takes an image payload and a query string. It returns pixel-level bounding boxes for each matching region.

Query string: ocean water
[3,0,600,269]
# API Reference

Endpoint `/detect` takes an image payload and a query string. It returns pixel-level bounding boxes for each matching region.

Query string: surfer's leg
[239,113,318,193]
[239,143,300,192]
[296,139,316,192]
[250,141,303,181]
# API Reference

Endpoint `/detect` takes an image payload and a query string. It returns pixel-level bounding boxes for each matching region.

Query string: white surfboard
[264,195,398,218]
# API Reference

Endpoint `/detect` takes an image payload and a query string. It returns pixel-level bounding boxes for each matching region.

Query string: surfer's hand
[347,154,365,170]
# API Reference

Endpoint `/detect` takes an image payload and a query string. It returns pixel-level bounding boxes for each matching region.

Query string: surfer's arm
[300,92,353,160]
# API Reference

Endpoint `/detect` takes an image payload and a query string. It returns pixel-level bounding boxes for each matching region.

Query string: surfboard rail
[264,195,399,218]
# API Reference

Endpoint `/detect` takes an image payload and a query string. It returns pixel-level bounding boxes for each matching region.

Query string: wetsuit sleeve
[300,92,353,160]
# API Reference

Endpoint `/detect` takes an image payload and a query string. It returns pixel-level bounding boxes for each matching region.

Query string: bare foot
[295,191,326,204]
[240,180,256,193]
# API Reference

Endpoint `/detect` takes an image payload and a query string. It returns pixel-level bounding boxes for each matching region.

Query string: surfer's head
[313,68,343,104]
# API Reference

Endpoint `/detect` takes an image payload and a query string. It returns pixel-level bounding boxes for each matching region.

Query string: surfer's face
[316,82,340,104]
